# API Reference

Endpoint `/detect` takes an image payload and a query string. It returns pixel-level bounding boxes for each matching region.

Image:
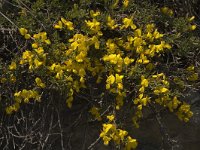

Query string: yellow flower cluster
[19,28,31,39]
[20,49,46,70]
[176,103,193,122]
[54,17,74,30]
[186,65,198,81]
[167,96,181,112]
[6,89,40,114]
[18,30,50,70]
[33,32,51,45]
[100,115,137,149]
[6,102,20,114]
[151,73,173,109]
[161,6,173,16]
[35,77,46,88]
[85,18,102,35]
[152,73,169,96]
[150,73,193,121]
[14,89,41,103]
[120,17,136,30]
[103,54,123,72]
[107,16,118,29]
[90,10,100,18]
[105,74,125,109]
[106,74,123,90]
[132,75,150,127]
[134,76,150,109]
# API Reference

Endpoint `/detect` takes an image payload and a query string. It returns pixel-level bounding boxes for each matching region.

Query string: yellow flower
[121,17,136,30]
[56,70,63,79]
[78,68,86,77]
[134,37,143,47]
[189,24,197,31]
[61,17,74,30]
[139,53,149,64]
[85,19,101,32]
[24,34,31,39]
[107,74,115,85]
[123,0,129,7]
[14,91,21,97]
[106,84,111,89]
[106,39,117,53]
[154,87,169,95]
[141,76,148,87]
[22,50,33,61]
[6,103,20,114]
[186,65,194,71]
[139,86,145,93]
[54,20,63,29]
[118,129,128,140]
[107,115,115,122]
[145,24,155,32]
[188,16,195,22]
[161,7,169,13]
[134,29,142,37]
[176,103,193,122]
[153,29,163,39]
[80,77,85,83]
[66,96,73,108]
[90,10,100,17]
[32,43,38,49]
[115,74,123,83]
[35,47,44,55]
[107,15,118,29]
[35,77,46,88]
[125,136,138,150]
[117,83,123,90]
[124,57,134,65]
[75,52,86,62]
[160,87,168,93]
[45,39,51,45]
[19,28,27,36]
[9,61,17,70]
[167,96,181,112]
[102,124,114,134]
[161,7,173,16]
[102,136,111,145]
[141,97,148,106]
[34,59,43,68]
[33,33,40,39]
[91,36,100,49]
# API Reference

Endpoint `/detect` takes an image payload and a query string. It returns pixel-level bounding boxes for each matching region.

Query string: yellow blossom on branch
[9,62,17,70]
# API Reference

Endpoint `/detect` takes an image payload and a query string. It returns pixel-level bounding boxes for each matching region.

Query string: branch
[0,11,18,28]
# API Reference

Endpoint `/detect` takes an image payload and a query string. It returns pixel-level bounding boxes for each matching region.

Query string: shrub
[0,0,200,149]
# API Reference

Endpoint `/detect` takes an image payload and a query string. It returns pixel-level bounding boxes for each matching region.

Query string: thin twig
[0,11,18,28]
[87,136,101,150]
